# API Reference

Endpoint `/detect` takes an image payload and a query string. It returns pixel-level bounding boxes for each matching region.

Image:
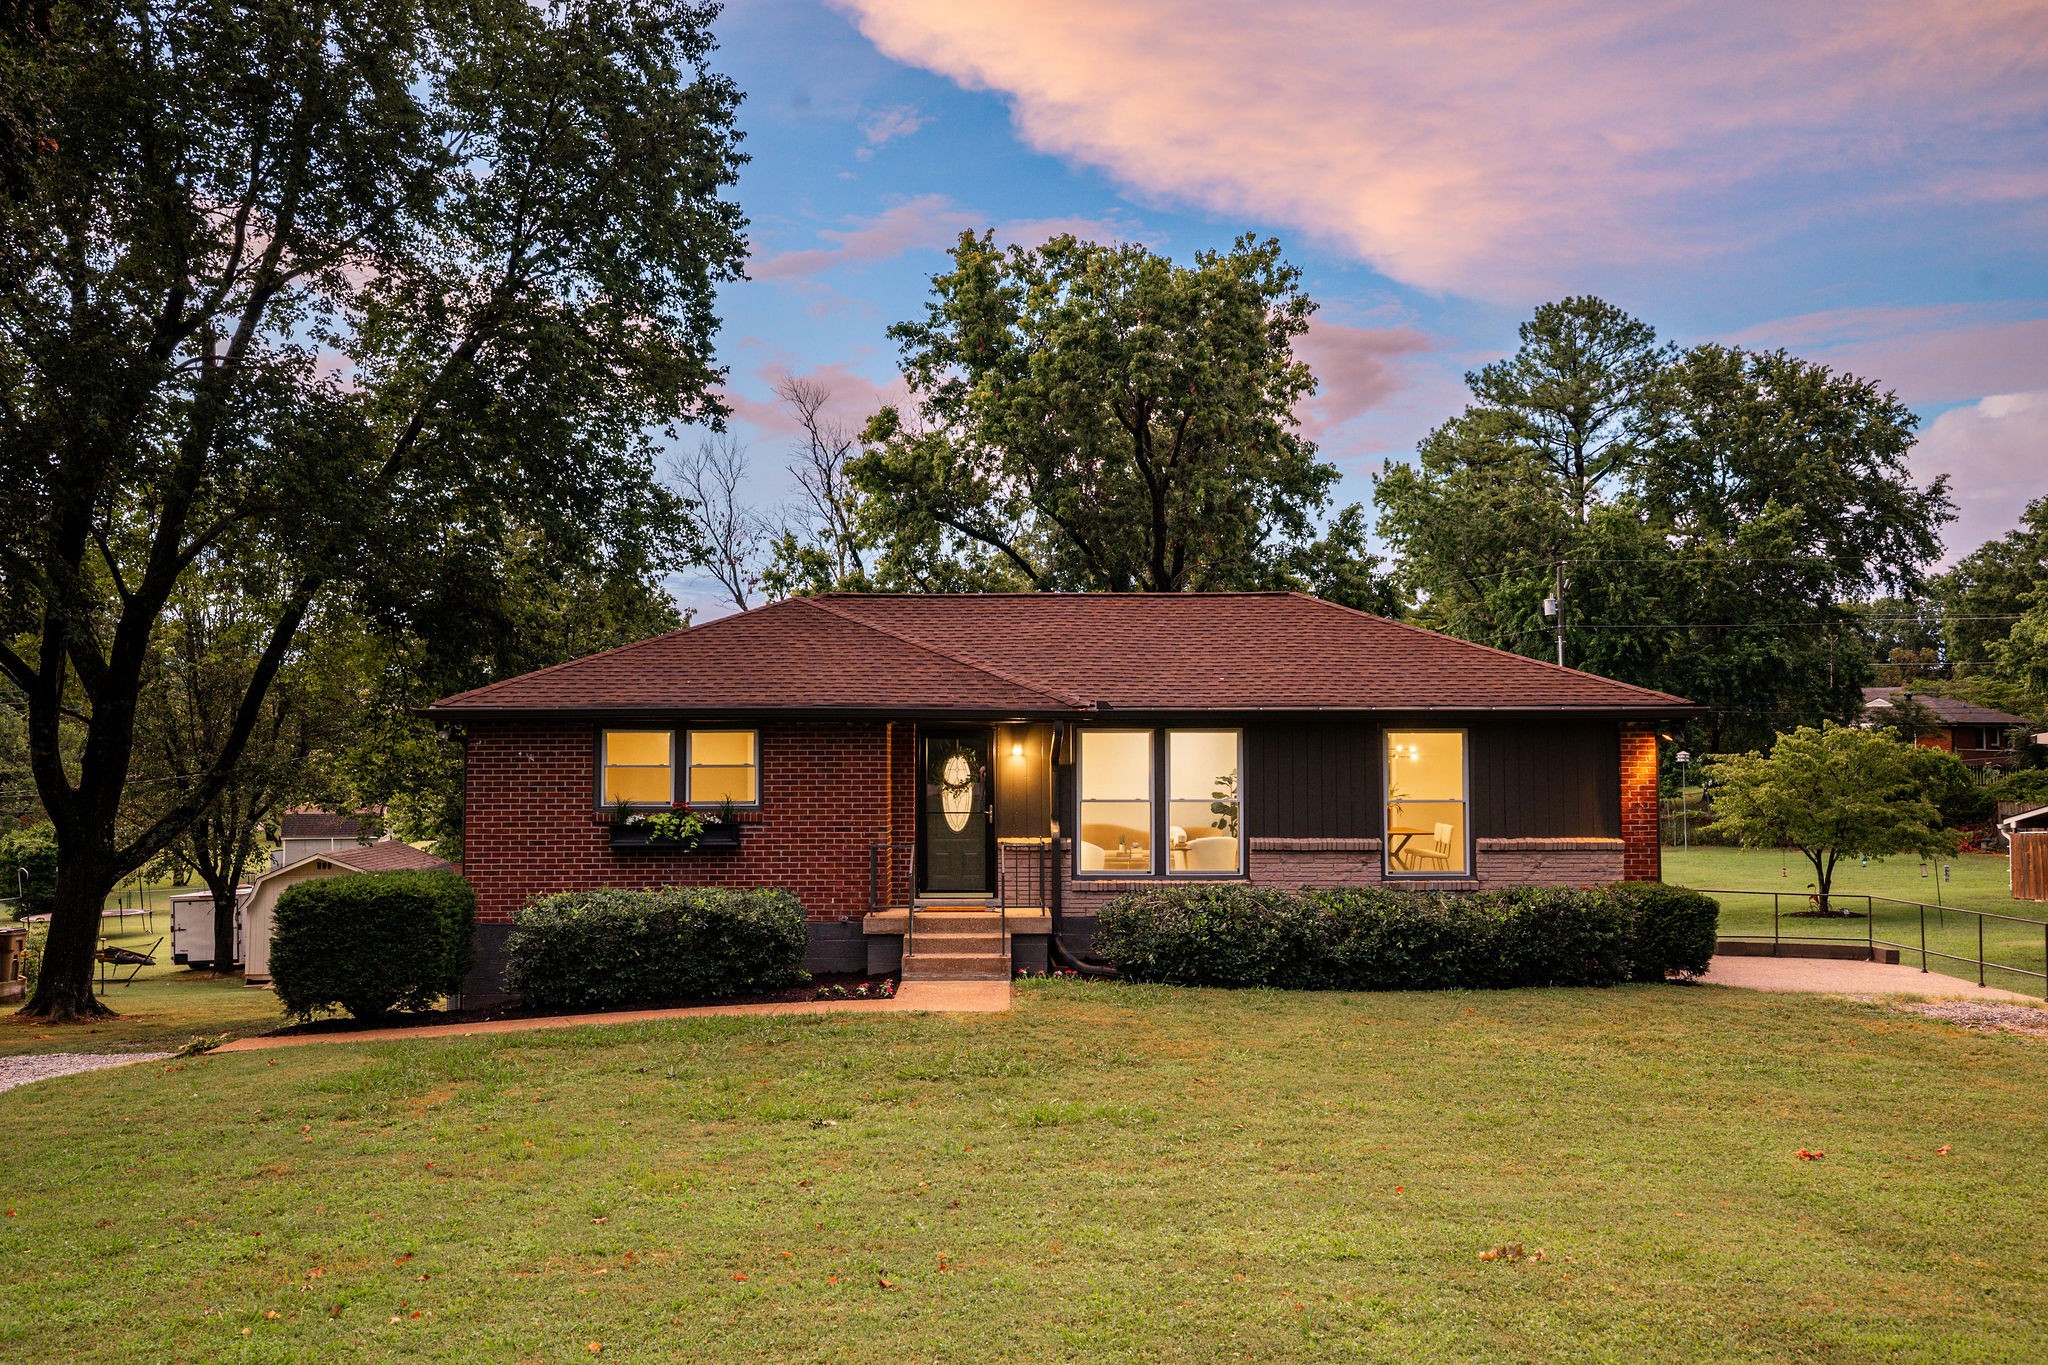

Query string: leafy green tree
[1707,724,1957,914]
[1377,302,1950,751]
[852,231,1361,594]
[0,0,745,1020]
[129,575,357,972]
[1929,497,2048,673]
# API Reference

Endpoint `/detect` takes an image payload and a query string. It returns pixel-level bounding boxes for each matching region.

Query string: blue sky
[675,0,2048,618]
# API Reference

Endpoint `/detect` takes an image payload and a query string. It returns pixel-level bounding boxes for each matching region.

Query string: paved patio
[1698,953,2043,1004]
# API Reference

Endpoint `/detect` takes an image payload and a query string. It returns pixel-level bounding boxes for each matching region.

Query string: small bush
[270,871,476,1020]
[1603,882,1719,981]
[507,887,808,1011]
[0,823,58,920]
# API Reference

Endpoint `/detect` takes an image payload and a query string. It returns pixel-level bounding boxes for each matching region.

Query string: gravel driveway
[0,1052,173,1094]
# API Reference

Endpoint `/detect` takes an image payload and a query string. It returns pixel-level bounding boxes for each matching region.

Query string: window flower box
[607,805,744,852]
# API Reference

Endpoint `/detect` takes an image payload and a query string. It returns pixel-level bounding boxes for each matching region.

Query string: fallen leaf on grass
[1936,1144,1952,1156]
[1797,1149,1826,1161]
[1479,1243,1527,1263]
[328,1305,343,1319]
[878,1276,898,1290]
[264,1311,280,1320]
[731,1272,747,1282]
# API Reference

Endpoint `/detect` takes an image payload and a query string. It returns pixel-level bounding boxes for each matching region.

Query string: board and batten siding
[1242,717,1620,842]
[1469,720,1621,840]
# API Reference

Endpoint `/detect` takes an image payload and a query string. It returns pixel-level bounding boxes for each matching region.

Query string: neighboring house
[242,841,454,985]
[1861,687,2031,769]
[275,810,392,868]
[430,593,1694,995]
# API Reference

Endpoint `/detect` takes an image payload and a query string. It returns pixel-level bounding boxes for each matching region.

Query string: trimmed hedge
[507,887,808,1011]
[1602,881,1719,981]
[1095,882,1718,991]
[271,871,476,1019]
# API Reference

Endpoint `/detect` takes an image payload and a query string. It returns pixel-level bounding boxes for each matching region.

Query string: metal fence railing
[1693,886,2048,998]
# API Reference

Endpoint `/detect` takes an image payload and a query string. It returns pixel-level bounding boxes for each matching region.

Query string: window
[1168,730,1241,875]
[687,729,759,805]
[1384,730,1467,876]
[602,730,673,807]
[1077,730,1153,874]
[1075,727,1243,876]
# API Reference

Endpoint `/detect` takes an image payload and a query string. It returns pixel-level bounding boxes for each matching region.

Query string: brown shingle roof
[1861,688,2029,727]
[319,843,453,874]
[429,593,1694,717]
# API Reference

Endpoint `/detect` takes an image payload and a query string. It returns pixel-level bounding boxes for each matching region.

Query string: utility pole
[1542,561,1566,667]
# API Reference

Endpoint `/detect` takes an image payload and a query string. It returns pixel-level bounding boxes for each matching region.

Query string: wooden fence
[2014,831,2048,902]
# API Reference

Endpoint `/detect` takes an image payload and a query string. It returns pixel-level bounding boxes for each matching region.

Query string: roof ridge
[801,596,1088,708]
[430,600,797,708]
[1281,592,1694,708]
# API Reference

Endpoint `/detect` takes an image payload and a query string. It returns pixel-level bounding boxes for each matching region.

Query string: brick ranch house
[431,593,1693,997]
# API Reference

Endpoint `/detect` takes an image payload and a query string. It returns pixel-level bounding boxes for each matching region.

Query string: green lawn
[2,913,288,1058]
[5,981,2048,1362]
[1664,846,2048,997]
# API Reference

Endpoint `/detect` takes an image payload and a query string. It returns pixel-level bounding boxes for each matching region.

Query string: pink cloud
[1294,321,1434,437]
[1735,306,2048,406]
[831,1,2048,296]
[1913,390,2048,564]
[749,194,977,280]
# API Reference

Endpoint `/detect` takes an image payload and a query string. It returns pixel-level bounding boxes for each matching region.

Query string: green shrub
[0,823,58,920]
[1603,881,1719,981]
[1099,884,1651,991]
[506,887,808,1011]
[270,871,475,1020]
[1093,885,1312,988]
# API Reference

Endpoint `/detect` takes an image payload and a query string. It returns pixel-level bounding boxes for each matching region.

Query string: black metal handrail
[1690,886,2048,997]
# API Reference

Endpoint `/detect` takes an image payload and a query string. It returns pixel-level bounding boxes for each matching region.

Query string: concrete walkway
[1699,953,2044,1004]
[212,979,1011,1053]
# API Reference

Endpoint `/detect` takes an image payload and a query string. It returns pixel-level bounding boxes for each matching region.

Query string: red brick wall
[1619,726,1661,882]
[462,719,915,924]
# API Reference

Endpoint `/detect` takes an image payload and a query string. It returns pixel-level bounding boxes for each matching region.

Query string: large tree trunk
[207,867,242,977]
[20,857,117,1021]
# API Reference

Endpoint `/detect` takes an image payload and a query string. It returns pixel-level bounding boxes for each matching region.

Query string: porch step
[901,950,1011,982]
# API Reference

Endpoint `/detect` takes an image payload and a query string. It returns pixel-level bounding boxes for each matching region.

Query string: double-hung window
[1384,729,1468,876]
[600,729,760,809]
[1075,728,1242,876]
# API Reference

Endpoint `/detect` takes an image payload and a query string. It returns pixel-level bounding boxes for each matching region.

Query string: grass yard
[1664,846,2048,997]
[4,981,2047,1362]
[1,916,288,1058]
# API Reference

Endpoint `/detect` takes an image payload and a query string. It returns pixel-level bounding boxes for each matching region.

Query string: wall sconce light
[1011,742,1024,758]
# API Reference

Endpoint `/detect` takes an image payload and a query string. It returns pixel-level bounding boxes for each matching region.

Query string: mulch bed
[261,973,900,1039]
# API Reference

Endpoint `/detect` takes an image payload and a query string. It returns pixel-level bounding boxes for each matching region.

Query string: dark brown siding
[1469,720,1620,839]
[1245,720,1380,839]
[993,723,1055,840]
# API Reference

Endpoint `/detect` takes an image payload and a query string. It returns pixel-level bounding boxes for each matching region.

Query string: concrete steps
[901,908,1010,981]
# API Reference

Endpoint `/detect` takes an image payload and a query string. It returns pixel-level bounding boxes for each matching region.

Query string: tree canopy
[841,231,1387,603]
[0,0,746,1018]
[1376,298,1952,751]
[1707,724,1959,914]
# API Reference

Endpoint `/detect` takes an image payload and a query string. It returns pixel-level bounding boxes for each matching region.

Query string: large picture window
[1168,730,1242,874]
[1077,729,1153,873]
[1076,727,1243,876]
[1384,729,1468,876]
[687,729,759,805]
[601,730,673,807]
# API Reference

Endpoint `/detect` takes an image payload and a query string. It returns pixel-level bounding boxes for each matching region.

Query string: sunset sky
[686,0,2048,617]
